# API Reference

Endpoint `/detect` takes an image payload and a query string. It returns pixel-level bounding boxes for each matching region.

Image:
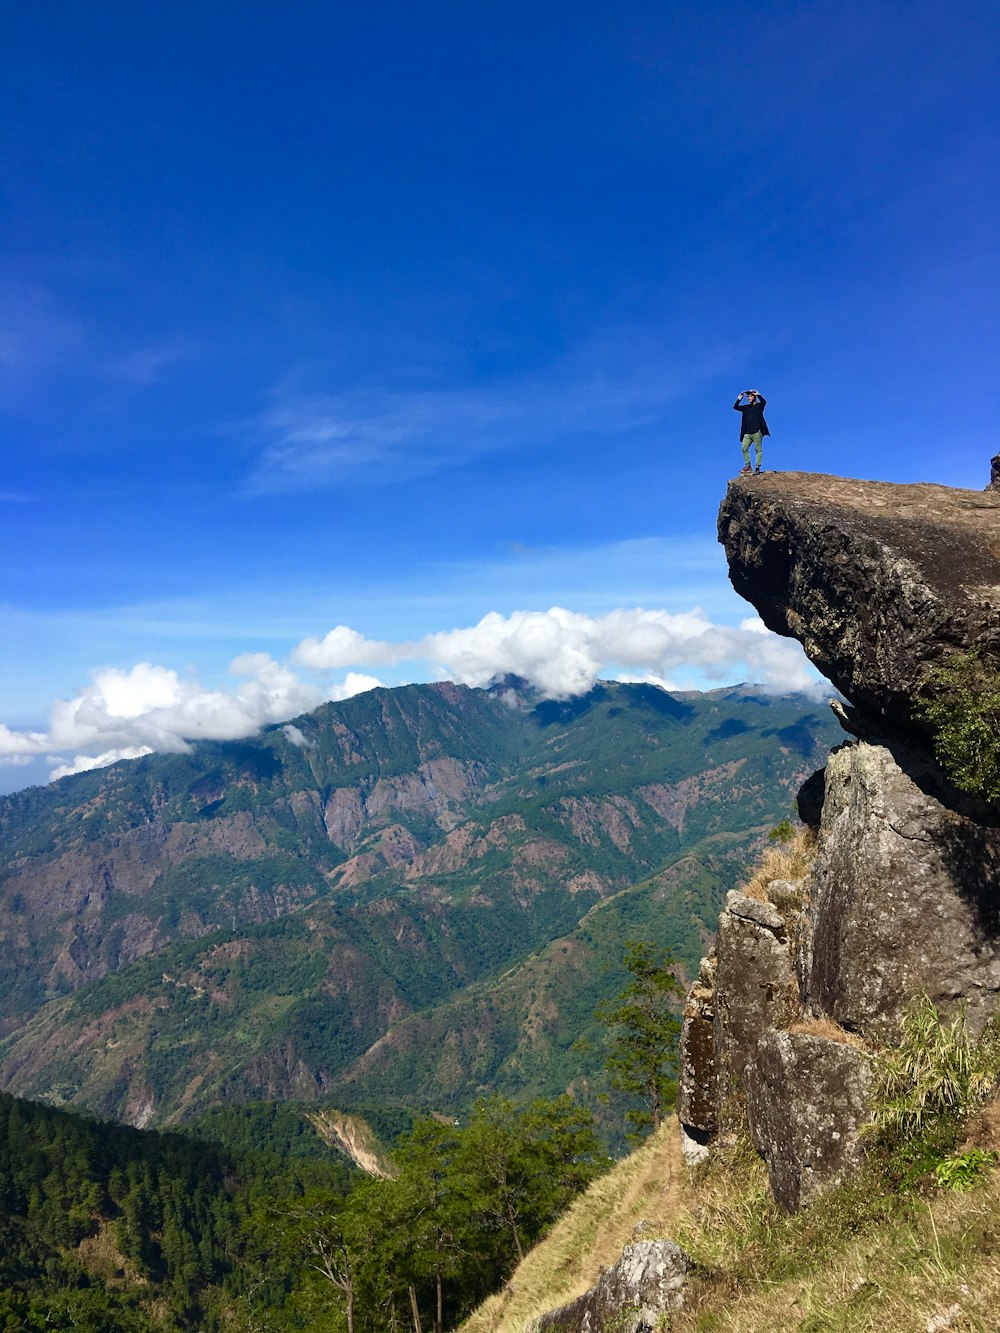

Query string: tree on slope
[598,940,684,1137]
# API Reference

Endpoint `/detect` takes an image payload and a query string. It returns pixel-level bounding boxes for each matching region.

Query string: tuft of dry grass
[458,1119,683,1333]
[671,1165,1000,1332]
[75,1221,149,1288]
[788,1015,867,1049]
[741,827,816,904]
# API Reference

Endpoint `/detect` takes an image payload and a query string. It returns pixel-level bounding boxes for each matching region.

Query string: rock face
[535,1240,690,1333]
[718,472,1000,733]
[713,892,802,1128]
[745,1030,871,1211]
[809,740,1000,1037]
[677,471,1000,1213]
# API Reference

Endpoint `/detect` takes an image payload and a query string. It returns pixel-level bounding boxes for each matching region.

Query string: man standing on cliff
[733,389,769,474]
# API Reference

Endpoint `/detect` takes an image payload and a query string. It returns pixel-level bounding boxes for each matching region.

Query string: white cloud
[293,627,402,669]
[291,607,817,699]
[614,671,685,692]
[0,604,817,784]
[281,724,313,749]
[328,672,384,700]
[0,657,382,779]
[49,746,154,781]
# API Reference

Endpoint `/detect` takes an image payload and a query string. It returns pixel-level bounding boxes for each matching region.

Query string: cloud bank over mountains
[0,607,819,781]
[293,607,811,700]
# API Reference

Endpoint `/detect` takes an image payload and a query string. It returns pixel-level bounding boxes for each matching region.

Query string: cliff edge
[680,471,1000,1212]
[719,472,1000,735]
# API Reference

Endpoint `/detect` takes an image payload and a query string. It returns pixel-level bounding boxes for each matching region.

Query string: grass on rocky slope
[460,1104,1000,1333]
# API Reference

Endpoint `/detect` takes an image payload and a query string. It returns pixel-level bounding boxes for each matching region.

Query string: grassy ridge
[330,836,748,1122]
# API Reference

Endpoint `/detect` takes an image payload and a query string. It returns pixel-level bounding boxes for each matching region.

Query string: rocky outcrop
[718,472,1000,734]
[677,471,1000,1212]
[534,1240,690,1332]
[745,1030,871,1211]
[677,954,716,1140]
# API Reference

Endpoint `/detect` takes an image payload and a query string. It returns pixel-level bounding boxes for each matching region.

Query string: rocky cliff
[680,472,1000,1210]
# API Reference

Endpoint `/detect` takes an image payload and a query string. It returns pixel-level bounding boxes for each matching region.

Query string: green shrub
[768,818,795,844]
[920,649,1000,803]
[934,1148,999,1192]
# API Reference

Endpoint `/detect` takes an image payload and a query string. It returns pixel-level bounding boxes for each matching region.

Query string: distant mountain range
[0,679,840,1126]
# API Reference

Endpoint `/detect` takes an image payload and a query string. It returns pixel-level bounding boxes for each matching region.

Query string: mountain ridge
[0,679,839,1127]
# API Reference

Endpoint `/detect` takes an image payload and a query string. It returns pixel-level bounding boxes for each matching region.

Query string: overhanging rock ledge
[717,471,1000,734]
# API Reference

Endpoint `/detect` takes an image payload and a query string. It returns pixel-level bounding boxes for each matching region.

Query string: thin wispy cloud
[105,341,190,387]
[0,282,87,404]
[243,335,739,494]
[0,279,191,407]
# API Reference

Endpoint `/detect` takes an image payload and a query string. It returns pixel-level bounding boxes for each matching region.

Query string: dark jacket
[733,395,769,438]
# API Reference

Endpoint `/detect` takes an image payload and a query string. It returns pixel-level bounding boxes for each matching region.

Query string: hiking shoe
[754,466,763,473]
[739,465,752,475]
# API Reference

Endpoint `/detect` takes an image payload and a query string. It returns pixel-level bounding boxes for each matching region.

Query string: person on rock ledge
[733,388,769,474]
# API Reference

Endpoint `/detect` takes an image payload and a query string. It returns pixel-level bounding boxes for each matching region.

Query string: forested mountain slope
[0,681,839,1125]
[0,1089,354,1331]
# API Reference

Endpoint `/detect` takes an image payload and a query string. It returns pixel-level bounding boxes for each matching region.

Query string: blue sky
[1,0,997,789]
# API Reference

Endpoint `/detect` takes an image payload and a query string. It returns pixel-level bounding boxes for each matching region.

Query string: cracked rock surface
[809,740,1000,1035]
[713,891,802,1129]
[746,1030,871,1211]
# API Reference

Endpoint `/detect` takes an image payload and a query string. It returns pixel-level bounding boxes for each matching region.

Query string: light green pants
[741,432,763,468]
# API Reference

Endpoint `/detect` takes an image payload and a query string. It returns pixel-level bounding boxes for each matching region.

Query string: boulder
[745,1029,871,1212]
[713,891,802,1127]
[808,739,1000,1037]
[718,472,1000,735]
[534,1239,690,1332]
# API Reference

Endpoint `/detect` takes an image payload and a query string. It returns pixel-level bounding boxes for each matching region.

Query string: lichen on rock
[745,1029,871,1211]
[808,738,1000,1036]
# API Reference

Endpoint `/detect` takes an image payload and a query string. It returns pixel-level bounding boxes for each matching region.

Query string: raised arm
[733,396,745,410]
